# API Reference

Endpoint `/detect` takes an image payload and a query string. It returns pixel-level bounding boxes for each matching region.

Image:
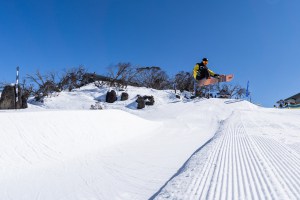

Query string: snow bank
[1,84,299,200]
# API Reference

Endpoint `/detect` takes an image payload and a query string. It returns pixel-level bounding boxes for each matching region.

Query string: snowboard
[198,74,234,86]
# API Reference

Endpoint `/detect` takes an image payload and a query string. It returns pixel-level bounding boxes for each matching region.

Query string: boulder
[0,85,23,109]
[136,96,145,109]
[106,90,117,103]
[121,92,129,101]
[21,95,28,109]
[143,95,155,106]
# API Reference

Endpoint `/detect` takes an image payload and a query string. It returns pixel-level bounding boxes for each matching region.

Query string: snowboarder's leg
[193,79,197,95]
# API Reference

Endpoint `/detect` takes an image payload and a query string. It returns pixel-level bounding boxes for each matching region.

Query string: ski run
[1,84,300,200]
[153,109,300,200]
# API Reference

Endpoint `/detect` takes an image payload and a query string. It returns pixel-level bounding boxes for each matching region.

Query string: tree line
[1,63,246,101]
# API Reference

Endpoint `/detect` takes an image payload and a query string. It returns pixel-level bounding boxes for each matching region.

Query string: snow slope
[1,84,300,200]
[153,108,300,200]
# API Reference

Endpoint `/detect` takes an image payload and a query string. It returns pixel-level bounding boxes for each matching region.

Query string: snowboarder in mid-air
[193,58,220,82]
[192,57,234,98]
[193,57,233,88]
[193,58,220,97]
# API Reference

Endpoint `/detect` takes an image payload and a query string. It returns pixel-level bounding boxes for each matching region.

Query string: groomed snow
[1,84,300,200]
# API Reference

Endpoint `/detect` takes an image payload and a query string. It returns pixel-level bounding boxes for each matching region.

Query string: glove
[213,74,220,78]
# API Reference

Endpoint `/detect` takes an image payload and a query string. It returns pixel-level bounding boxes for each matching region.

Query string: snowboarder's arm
[208,68,220,78]
[193,64,199,79]
[208,69,217,77]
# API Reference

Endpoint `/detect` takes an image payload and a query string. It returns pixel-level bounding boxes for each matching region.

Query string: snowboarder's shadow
[224,99,244,104]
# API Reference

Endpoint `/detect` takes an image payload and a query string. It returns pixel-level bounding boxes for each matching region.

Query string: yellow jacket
[193,63,216,80]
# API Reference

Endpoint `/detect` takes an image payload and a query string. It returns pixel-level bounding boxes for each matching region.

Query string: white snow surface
[1,84,300,200]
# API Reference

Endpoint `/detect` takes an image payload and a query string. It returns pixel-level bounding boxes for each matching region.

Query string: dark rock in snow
[136,96,145,109]
[143,95,155,106]
[0,85,26,109]
[106,90,117,103]
[121,92,129,101]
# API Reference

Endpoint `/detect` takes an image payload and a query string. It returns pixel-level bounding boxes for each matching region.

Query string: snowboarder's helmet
[202,58,208,61]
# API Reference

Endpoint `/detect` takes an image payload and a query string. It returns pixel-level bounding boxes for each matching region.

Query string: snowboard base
[198,74,234,86]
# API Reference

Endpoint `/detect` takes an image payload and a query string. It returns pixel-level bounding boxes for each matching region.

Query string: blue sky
[0,0,299,107]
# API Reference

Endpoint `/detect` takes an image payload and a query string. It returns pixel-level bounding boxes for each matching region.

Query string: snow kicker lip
[224,99,244,104]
